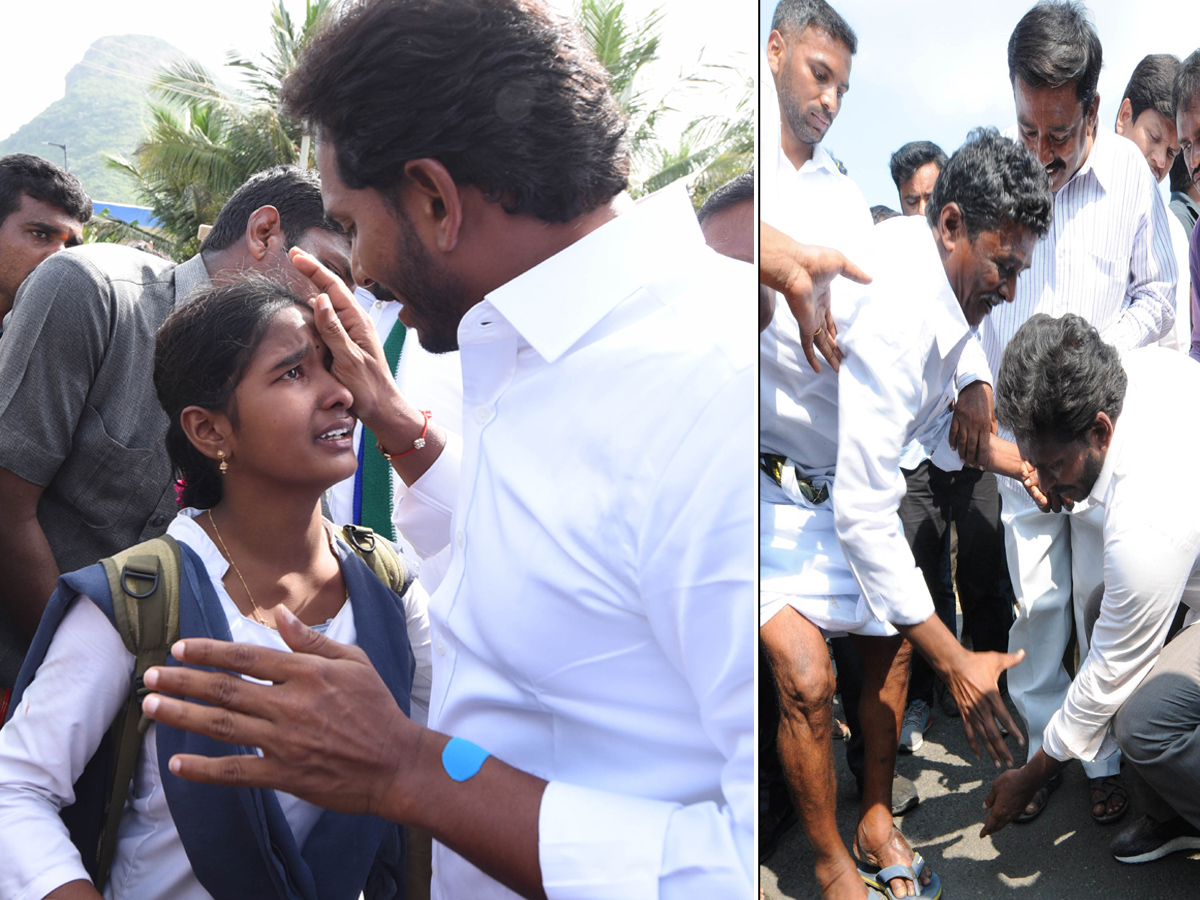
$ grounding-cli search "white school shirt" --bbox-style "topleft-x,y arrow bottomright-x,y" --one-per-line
832,216 -> 974,627
0,510 -> 430,900
396,184 -> 755,900
1041,349 -> 1200,762
982,128 -> 1178,507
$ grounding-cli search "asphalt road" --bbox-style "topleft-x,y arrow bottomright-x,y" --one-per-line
760,693 -> 1200,898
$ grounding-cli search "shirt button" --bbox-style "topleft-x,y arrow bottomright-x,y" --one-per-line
455,530 -> 465,549
374,300 -> 384,310
435,638 -> 446,656
475,406 -> 492,424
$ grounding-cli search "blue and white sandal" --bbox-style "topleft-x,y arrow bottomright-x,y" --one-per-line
857,851 -> 942,899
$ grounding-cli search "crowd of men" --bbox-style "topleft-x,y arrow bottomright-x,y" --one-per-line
0,1 -> 755,898
761,1 -> 1200,898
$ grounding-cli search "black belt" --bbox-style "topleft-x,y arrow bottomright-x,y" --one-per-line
760,453 -> 829,504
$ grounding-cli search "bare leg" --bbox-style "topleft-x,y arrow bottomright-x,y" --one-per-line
761,607 -> 869,899
851,633 -> 930,899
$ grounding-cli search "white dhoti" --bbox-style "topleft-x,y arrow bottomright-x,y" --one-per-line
760,470 -> 897,637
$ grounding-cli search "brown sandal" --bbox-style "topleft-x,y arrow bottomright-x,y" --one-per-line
1089,775 -> 1129,825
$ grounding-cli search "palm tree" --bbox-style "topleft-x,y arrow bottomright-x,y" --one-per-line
576,0 -> 753,207
103,0 -> 332,258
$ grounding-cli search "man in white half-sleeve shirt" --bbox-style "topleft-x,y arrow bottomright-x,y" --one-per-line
760,129 -> 1050,900
135,2 -> 754,899
979,1 -> 1178,826
981,315 -> 1200,865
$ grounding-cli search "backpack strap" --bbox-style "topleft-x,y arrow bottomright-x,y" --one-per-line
96,535 -> 183,888
340,524 -> 413,597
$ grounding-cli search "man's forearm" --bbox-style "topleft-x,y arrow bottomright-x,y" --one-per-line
382,727 -> 548,900
0,515 -> 60,641
986,434 -> 1026,480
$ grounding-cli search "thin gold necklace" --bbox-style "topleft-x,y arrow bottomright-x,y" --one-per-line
208,508 -> 276,629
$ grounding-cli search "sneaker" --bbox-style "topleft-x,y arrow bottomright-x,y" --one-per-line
892,772 -> 920,816
1112,814 -> 1200,864
899,699 -> 932,754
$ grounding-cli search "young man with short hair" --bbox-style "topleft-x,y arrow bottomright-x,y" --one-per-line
1114,53 -> 1192,353
0,153 -> 90,324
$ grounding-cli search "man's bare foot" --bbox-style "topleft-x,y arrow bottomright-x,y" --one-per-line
853,822 -> 933,899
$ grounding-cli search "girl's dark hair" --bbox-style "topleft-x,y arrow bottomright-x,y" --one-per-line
154,279 -> 307,509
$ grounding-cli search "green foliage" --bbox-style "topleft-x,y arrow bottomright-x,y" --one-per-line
575,0 -> 753,209
106,0 -> 333,259
0,35 -> 184,203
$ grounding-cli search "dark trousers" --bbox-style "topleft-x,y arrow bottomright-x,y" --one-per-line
899,461 -> 1015,705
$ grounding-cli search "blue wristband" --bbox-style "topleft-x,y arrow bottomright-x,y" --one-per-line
441,736 -> 490,782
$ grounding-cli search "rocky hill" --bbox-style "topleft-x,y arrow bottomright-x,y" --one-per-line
0,35 -> 185,204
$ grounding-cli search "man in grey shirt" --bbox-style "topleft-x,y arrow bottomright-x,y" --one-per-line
0,165 -> 353,684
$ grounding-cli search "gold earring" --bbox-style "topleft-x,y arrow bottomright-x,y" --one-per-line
217,450 -> 228,475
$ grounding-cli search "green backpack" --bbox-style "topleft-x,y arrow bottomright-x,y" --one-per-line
91,523 -> 411,887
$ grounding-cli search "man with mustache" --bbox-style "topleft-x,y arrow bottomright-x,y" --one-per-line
979,0 -> 1178,826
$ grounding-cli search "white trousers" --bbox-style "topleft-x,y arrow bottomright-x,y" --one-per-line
1001,483 -> 1120,776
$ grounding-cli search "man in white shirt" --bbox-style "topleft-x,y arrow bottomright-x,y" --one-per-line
1113,54 -> 1193,354
980,314 -> 1200,863
980,1 -> 1178,825
138,2 -> 754,899
760,128 -> 1051,900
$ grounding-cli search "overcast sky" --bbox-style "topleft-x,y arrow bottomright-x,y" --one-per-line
1,0 -> 750,145
760,0 -> 1200,208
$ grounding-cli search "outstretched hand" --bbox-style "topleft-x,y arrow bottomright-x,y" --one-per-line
759,223 -> 871,373
981,765 -> 1040,837
943,648 -> 1026,768
142,606 -> 415,820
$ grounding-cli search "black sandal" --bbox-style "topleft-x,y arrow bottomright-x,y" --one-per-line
1089,775 -> 1129,825
1015,772 -> 1062,823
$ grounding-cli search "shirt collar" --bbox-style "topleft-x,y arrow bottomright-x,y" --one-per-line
480,182 -> 709,363
923,226 -> 972,357
175,253 -> 214,306
1062,126 -> 1112,195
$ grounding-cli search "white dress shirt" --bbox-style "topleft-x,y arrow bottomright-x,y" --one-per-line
760,219 -> 972,634
1041,349 -> 1200,763
983,129 -> 1177,513
758,51 -> 874,485
835,218 -> 971,626
0,511 -> 431,900
396,184 -> 755,900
